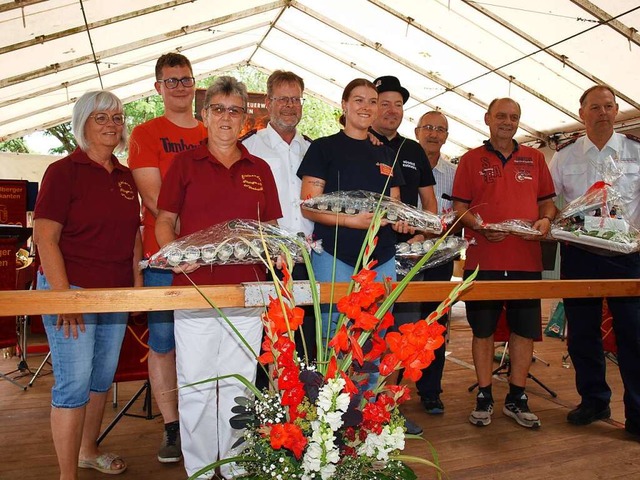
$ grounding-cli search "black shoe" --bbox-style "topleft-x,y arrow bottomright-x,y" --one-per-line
567,404 -> 611,425
401,413 -> 423,435
422,396 -> 445,415
625,420 -> 640,439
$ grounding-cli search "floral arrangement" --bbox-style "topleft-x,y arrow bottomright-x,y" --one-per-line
186,210 -> 476,480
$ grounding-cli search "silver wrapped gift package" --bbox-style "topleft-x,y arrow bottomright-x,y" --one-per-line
395,236 -> 468,276
301,190 -> 446,234
477,218 -> 543,237
550,181 -> 639,255
146,219 -> 306,269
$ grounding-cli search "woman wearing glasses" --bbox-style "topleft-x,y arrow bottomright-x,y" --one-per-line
33,90 -> 142,477
156,76 -> 281,479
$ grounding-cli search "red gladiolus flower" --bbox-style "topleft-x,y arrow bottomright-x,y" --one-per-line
266,297 -> 304,334
352,267 -> 377,286
385,384 -> 411,404
384,320 -> 446,381
356,282 -> 385,307
362,401 -> 391,434
350,337 -> 364,366
364,332 -> 386,362
325,355 -> 338,380
379,353 -> 400,376
376,310 -> 394,332
257,336 -> 274,364
281,384 -> 305,410
328,325 -> 350,353
337,294 -> 363,320
274,337 -> 297,368
278,366 -> 300,390
340,370 -> 358,395
353,310 -> 379,331
268,423 -> 308,459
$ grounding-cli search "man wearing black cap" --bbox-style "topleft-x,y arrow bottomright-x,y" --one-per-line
370,75 -> 437,434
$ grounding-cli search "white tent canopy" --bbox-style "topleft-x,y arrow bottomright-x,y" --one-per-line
1,0 -> 639,158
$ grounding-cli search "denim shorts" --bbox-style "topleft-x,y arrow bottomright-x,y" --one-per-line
37,271 -> 128,408
143,268 -> 175,353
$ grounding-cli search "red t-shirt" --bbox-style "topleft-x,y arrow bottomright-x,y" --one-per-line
452,142 -> 555,272
34,148 -> 141,288
128,116 -> 207,257
157,142 -> 283,286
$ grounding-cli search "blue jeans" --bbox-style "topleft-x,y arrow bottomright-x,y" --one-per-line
311,250 -> 396,392
144,268 -> 175,353
37,272 -> 128,408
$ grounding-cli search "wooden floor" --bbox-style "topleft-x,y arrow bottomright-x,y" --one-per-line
1,300 -> 637,479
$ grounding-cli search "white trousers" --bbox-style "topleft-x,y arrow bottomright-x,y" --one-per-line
175,307 -> 263,479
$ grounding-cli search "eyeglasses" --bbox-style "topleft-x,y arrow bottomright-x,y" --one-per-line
90,113 -> 125,126
269,96 -> 305,106
206,104 -> 246,118
157,76 -> 196,89
416,124 -> 447,133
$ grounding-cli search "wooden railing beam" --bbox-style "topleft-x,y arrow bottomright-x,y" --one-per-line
1,279 -> 638,317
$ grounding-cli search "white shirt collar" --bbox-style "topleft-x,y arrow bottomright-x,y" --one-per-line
582,132 -> 620,155
264,123 -> 303,150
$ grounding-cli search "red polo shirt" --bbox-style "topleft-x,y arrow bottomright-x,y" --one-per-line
452,141 -> 555,272
34,148 -> 141,288
128,116 -> 207,257
158,142 -> 282,286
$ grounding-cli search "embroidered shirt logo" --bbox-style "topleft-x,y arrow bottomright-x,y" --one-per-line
515,169 -> 533,182
480,157 -> 501,183
377,163 -> 393,177
402,160 -> 417,171
118,181 -> 136,200
242,174 -> 264,191
514,156 -> 534,165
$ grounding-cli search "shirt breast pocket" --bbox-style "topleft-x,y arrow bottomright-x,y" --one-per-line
564,164 -> 587,176
619,162 -> 640,175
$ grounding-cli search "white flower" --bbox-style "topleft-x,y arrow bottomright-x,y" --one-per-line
334,392 -> 350,412
357,425 -> 405,462
323,411 -> 344,431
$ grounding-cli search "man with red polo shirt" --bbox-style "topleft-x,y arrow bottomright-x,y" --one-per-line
452,98 -> 556,429
128,52 -> 206,464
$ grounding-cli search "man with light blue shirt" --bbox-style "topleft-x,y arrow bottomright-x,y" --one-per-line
412,110 -> 458,415
550,85 -> 640,439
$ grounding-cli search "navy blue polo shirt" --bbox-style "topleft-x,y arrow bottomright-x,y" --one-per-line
297,130 -> 404,266
370,129 -> 435,208
370,130 -> 436,242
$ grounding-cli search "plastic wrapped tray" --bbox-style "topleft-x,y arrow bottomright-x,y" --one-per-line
301,190 -> 445,234
145,219 -> 305,269
395,236 -> 468,275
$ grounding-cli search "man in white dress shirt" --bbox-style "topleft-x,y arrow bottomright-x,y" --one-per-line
242,70 -> 313,239
242,70 -> 315,381
550,85 -> 640,438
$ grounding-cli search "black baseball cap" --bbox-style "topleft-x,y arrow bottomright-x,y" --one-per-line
373,75 -> 410,104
